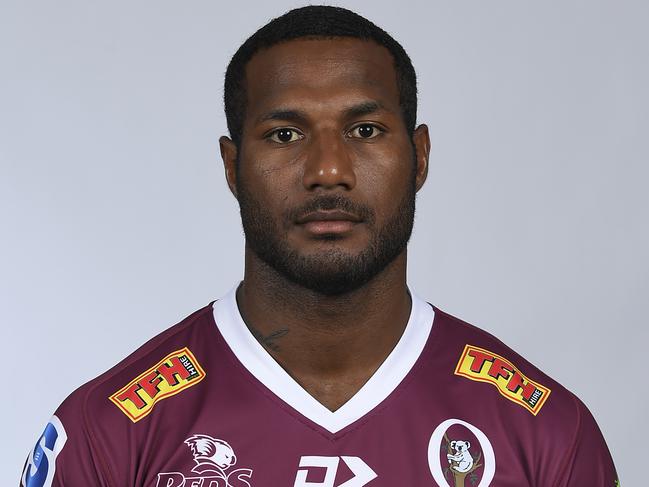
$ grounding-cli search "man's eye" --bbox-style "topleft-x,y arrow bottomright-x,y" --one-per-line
268,128 -> 303,144
348,124 -> 382,139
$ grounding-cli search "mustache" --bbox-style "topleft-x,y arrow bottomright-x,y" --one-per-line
286,194 -> 375,224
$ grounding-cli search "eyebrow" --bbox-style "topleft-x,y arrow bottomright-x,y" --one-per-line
257,109 -> 308,125
256,100 -> 387,125
343,100 -> 385,119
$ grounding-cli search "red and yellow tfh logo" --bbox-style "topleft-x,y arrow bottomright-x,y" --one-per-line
109,347 -> 206,422
454,344 -> 551,415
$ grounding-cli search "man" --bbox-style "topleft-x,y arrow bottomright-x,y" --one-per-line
21,6 -> 618,486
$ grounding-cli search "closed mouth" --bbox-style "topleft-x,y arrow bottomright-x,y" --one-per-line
296,210 -> 362,224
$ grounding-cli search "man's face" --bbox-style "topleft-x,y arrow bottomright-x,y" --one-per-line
224,38 -> 428,295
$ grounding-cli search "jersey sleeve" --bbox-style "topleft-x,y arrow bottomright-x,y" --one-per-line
555,396 -> 619,486
20,388 -> 109,487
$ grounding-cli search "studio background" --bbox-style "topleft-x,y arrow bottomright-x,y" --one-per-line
1,1 -> 646,484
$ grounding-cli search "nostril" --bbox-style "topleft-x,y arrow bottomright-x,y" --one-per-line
303,156 -> 356,191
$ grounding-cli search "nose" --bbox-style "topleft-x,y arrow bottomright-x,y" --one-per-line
302,131 -> 356,191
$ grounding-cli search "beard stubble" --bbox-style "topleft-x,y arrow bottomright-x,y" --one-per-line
236,165 -> 416,296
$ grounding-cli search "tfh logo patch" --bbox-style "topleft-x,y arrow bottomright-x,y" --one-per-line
109,347 -> 206,422
454,344 -> 551,415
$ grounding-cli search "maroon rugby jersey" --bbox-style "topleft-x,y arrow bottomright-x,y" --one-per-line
21,287 -> 618,486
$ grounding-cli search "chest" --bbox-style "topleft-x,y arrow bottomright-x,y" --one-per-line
100,375 -> 560,487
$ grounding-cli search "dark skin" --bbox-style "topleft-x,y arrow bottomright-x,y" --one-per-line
219,38 -> 430,411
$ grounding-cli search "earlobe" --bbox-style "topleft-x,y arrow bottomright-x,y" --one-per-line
219,136 -> 239,198
412,124 -> 430,192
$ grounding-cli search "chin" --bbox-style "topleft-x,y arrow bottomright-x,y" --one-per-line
275,251 -> 386,296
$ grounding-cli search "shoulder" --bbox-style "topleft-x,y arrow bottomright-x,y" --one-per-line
424,305 -> 618,485
428,306 -> 616,478
57,302 -> 216,427
21,303 -> 217,486
429,305 -> 581,421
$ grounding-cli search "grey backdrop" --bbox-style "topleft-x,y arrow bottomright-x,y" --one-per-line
1,1 -> 646,484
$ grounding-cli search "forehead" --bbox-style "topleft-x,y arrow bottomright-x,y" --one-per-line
244,38 -> 400,118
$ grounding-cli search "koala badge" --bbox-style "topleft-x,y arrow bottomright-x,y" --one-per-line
447,440 -> 474,473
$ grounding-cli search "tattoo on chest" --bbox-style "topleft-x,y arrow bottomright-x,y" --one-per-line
249,327 -> 289,351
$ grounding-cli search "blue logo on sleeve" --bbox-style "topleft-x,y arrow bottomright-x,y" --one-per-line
21,415 -> 68,487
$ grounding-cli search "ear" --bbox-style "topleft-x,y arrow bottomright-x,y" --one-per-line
412,124 -> 430,192
465,441 -> 470,449
219,135 -> 239,199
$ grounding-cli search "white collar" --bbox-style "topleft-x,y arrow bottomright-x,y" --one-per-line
212,285 -> 435,434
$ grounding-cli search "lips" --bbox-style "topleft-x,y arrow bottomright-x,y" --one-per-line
296,210 -> 362,224
296,210 -> 362,235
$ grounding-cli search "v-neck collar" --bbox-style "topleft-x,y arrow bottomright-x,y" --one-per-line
212,285 -> 435,434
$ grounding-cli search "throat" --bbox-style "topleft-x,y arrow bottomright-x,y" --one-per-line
253,321 -> 404,412
235,260 -> 413,411
246,313 -> 409,412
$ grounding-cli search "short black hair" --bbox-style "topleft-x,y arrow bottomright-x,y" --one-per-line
224,5 -> 418,148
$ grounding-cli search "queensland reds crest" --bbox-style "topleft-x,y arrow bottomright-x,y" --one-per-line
156,434 -> 253,486
428,419 -> 496,487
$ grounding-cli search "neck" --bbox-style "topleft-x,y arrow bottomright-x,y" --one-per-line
236,246 -> 412,411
